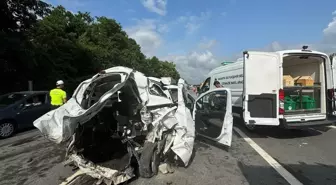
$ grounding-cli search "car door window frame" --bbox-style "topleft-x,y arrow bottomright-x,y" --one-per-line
196,90 -> 226,110
23,93 -> 47,108
192,88 -> 233,146
199,77 -> 211,94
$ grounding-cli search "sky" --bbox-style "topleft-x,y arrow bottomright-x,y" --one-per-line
46,0 -> 336,84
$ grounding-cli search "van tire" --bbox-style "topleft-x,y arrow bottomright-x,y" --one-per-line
245,124 -> 256,131
240,111 -> 256,132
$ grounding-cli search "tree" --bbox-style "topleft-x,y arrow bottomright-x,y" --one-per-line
0,3 -> 180,95
0,0 -> 51,93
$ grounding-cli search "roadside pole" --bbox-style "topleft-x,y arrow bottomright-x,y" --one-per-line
28,80 -> 33,91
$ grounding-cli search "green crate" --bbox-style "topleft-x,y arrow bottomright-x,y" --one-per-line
301,95 -> 316,109
284,96 -> 296,110
293,95 -> 316,109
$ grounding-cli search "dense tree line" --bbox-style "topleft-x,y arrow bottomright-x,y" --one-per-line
0,0 -> 180,95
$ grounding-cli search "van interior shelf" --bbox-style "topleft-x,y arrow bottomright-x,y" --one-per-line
283,85 -> 321,115
283,84 -> 321,89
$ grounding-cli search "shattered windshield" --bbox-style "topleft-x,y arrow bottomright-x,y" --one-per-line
0,93 -> 27,106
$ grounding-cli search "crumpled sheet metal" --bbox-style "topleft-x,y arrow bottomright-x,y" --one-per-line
33,67 -> 142,144
33,81 -> 125,144
145,79 -> 195,166
69,154 -> 134,185
33,98 -> 84,144
170,79 -> 195,166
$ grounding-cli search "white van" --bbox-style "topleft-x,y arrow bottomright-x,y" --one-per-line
198,47 -> 336,130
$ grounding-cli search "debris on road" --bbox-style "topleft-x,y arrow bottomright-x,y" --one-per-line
33,66 -> 195,185
159,163 -> 175,174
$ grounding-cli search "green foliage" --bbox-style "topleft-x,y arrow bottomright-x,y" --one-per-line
0,1 -> 180,94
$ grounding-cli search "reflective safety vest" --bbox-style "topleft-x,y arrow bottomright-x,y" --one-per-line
50,88 -> 66,106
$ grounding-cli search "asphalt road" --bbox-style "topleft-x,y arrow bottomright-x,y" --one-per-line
236,124 -> 336,185
1,124 -> 336,185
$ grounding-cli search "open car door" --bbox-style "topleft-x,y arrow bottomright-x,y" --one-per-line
192,88 -> 233,146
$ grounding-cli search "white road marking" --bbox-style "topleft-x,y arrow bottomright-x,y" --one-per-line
60,170 -> 85,185
327,125 -> 336,129
233,127 -> 303,185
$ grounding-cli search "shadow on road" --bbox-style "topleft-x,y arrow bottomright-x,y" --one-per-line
233,118 -> 332,139
16,126 -> 37,134
0,127 -> 37,141
195,135 -> 230,152
238,161 -> 336,185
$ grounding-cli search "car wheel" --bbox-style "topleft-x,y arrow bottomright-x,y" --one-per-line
0,121 -> 16,139
139,141 -> 160,178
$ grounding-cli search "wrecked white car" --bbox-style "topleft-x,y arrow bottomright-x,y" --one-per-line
33,66 -> 233,185
33,67 -> 195,184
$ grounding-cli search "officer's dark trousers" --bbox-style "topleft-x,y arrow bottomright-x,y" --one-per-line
50,105 -> 61,110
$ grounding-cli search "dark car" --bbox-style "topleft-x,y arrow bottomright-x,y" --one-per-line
0,91 -> 51,138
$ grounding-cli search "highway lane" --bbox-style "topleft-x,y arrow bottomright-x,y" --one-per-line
236,124 -> 336,185
0,126 -> 291,185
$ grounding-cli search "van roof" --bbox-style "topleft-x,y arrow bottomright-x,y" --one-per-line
276,49 -> 328,57
208,49 -> 329,76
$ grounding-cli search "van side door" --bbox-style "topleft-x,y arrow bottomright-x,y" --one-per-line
193,88 -> 233,146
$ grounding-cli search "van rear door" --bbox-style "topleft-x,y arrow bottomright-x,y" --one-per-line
243,51 -> 280,126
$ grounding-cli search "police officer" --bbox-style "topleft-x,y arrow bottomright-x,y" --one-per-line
50,80 -> 67,110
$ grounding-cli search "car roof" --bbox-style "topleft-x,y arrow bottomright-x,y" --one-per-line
11,91 -> 48,95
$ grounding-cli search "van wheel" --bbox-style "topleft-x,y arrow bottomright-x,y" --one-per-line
240,111 -> 256,132
139,142 -> 160,178
245,124 -> 256,131
0,121 -> 16,139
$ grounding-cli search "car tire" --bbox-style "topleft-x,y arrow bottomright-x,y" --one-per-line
0,121 -> 16,139
139,141 -> 160,178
